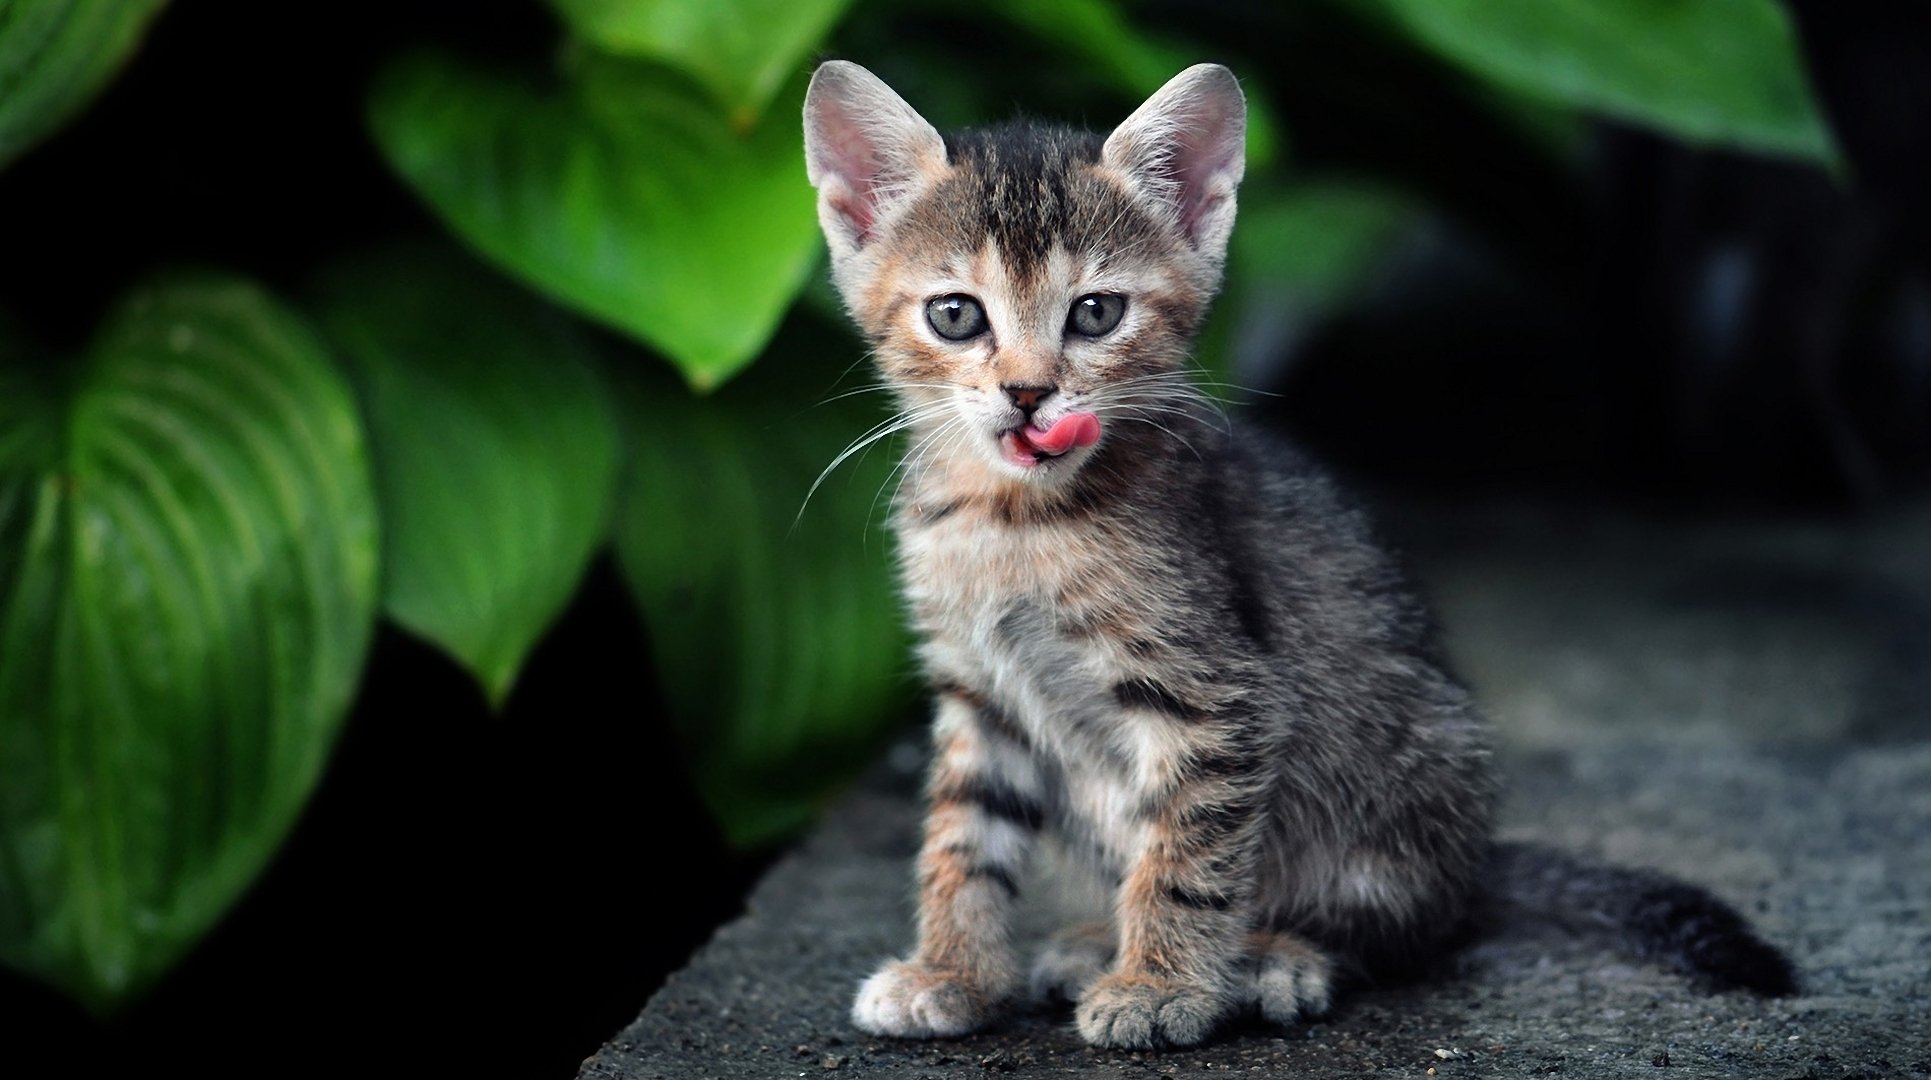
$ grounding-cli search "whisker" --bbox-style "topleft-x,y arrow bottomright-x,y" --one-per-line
795,399 -> 959,528
870,412 -> 975,532
1097,403 -> 1207,459
811,380 -> 960,408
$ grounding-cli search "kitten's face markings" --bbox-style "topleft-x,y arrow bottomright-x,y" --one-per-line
804,60 -> 1247,487
903,242 -> 1156,477
894,236 -> 1212,481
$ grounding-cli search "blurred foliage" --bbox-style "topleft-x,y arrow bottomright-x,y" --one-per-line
1347,0 -> 1835,163
0,0 -> 1849,1010
978,0 -> 1284,169
1204,182 -> 1420,381
0,0 -> 168,169
0,278 -> 378,1009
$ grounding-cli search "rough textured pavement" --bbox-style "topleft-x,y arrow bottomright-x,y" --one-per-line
582,501 -> 1931,1078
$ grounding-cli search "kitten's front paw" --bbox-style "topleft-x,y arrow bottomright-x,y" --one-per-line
851,960 -> 998,1038
1074,973 -> 1229,1049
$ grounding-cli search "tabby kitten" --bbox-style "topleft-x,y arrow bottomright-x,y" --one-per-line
802,61 -> 1793,1050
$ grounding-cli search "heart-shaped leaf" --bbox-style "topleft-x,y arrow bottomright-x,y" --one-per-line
613,357 -> 915,846
367,50 -> 821,391
547,0 -> 854,125
1347,0 -> 1835,162
316,245 -> 620,707
0,0 -> 170,170
0,276 -> 379,1009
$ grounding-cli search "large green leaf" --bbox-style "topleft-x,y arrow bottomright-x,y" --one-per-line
0,277 -> 379,1009
614,360 -> 915,846
0,0 -> 169,170
316,246 -> 620,708
1348,0 -> 1834,162
548,0 -> 854,126
368,50 -> 821,391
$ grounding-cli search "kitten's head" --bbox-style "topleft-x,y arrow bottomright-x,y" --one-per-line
803,62 -> 1245,486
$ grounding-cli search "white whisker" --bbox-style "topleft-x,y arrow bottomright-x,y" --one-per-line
795,396 -> 960,529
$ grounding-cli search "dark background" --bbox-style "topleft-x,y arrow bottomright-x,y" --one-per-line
1,1 -> 1925,1076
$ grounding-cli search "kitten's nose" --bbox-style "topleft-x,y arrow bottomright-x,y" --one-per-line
1002,382 -> 1057,415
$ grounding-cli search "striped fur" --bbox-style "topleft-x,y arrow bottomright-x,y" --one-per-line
805,61 -> 1789,1050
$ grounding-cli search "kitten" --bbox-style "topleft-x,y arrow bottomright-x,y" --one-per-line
802,60 -> 1794,1050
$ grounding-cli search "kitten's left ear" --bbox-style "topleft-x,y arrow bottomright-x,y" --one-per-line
803,61 -> 947,264
1102,64 -> 1247,264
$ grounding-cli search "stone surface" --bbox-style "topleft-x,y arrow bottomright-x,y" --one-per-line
581,502 -> 1931,1079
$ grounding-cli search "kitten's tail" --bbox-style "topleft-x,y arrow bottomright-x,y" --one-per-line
1486,841 -> 1798,996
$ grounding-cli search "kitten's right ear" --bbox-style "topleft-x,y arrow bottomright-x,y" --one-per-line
803,61 -> 947,260
1102,64 -> 1247,266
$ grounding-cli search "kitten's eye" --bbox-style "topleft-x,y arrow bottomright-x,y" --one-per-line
1068,294 -> 1126,337
925,294 -> 988,341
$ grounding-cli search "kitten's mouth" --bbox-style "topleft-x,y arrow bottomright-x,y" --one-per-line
998,412 -> 1102,469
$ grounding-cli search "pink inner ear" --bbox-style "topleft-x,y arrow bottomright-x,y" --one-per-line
1168,100 -> 1242,243
806,63 -> 947,252
827,189 -> 876,244
810,103 -> 887,244
1105,68 -> 1246,250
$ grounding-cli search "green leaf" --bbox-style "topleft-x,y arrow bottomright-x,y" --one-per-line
1347,0 -> 1834,162
613,360 -> 915,846
367,50 -> 821,391
981,0 -> 1284,169
547,0 -> 854,125
315,246 -> 620,708
0,0 -> 169,170
0,277 -> 379,1009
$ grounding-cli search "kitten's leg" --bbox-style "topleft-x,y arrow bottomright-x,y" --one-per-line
853,692 -> 1042,1038
1030,920 -> 1115,1004
1076,724 -> 1260,1049
1243,929 -> 1334,1026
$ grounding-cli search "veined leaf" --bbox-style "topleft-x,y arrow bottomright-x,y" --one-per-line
0,277 -> 378,1009
613,361 -> 915,846
547,0 -> 854,126
0,0 -> 169,170
367,50 -> 821,391
1348,0 -> 1834,163
316,246 -> 620,708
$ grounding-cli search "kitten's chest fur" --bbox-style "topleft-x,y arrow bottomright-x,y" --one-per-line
899,502 -> 1141,748
893,466 -> 1241,864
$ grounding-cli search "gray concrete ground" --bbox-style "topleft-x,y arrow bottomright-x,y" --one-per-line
582,501 -> 1931,1078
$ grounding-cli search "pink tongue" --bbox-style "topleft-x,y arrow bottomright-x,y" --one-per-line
1022,411 -> 1102,455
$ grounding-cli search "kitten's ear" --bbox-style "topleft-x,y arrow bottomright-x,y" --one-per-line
803,61 -> 947,260
1102,64 -> 1247,263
